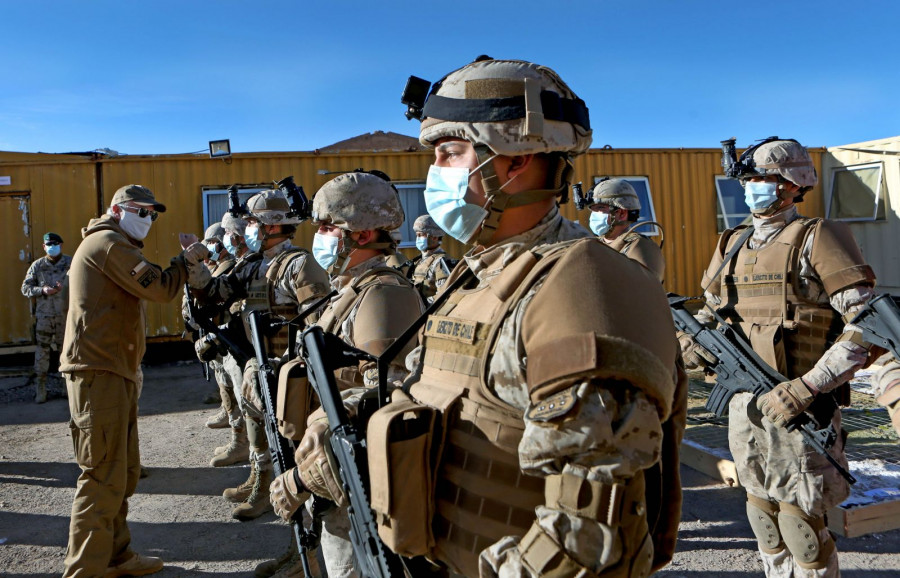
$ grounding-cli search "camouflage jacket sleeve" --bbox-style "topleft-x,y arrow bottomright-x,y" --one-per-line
21,259 -> 44,298
272,251 -> 331,316
480,243 -> 681,577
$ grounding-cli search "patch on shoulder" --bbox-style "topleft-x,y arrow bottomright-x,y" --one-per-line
526,387 -> 577,422
131,261 -> 159,288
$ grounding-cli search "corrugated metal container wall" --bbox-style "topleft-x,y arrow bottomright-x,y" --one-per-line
823,139 -> 900,294
0,157 -> 98,347
1,147 -> 826,346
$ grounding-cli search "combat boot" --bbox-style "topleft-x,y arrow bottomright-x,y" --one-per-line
255,540 -> 297,577
232,462 -> 273,521
223,462 -> 257,503
206,406 -> 229,429
210,426 -> 250,467
34,378 -> 47,404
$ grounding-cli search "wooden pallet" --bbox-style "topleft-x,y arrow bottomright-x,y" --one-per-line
680,439 -> 900,537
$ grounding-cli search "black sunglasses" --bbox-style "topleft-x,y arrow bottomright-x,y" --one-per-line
122,205 -> 159,221
44,241 -> 60,246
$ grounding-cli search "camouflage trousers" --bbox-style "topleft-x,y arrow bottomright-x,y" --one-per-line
34,313 -> 65,379
212,356 -> 243,428
63,371 -> 141,577
728,392 -> 848,578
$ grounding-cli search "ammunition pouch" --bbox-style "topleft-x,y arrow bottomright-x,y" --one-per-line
276,358 -> 316,441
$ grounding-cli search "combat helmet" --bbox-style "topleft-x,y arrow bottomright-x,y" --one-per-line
203,222 -> 225,243
591,178 -> 641,212
312,172 -> 404,232
221,211 -> 248,236
245,190 -> 305,226
413,214 -> 444,237
742,139 -> 817,192
414,56 -> 592,244
312,171 -> 404,274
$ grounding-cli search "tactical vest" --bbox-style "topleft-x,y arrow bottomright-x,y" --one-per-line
317,265 -> 413,388
608,227 -> 665,284
242,249 -> 307,356
717,219 -> 841,378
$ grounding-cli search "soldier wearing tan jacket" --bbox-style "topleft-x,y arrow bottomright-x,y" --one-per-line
272,58 -> 686,578
61,184 -> 208,578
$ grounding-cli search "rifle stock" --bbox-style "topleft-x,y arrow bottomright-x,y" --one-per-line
670,294 -> 856,484
849,294 -> 900,359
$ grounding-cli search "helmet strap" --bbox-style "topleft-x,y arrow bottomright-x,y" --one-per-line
472,145 -> 571,246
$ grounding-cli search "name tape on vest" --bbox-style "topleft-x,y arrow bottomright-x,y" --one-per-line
424,315 -> 479,344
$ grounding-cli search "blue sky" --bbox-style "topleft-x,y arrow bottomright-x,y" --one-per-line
3,1 -> 897,155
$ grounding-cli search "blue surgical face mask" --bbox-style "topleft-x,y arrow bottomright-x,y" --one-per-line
45,244 -> 61,258
415,236 -> 429,253
424,165 -> 489,244
244,223 -> 262,253
223,233 -> 239,256
205,242 -> 220,261
744,181 -> 780,213
589,211 -> 612,237
312,233 -> 340,270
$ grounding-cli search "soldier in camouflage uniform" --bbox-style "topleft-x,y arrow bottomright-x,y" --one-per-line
873,356 -> 900,437
21,232 -> 72,403
187,190 -> 330,521
409,214 -> 453,302
588,178 -> 665,283
266,171 -> 424,578
274,58 -> 686,578
685,138 -> 877,577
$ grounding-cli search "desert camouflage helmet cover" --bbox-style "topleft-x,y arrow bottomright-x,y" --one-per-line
312,172 -> 405,231
203,222 -> 225,242
221,211 -> 248,236
746,139 -> 817,189
413,214 -> 444,237
591,179 -> 641,211
245,189 -> 304,225
418,59 -> 592,156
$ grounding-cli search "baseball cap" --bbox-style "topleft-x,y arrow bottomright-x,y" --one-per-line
111,184 -> 167,212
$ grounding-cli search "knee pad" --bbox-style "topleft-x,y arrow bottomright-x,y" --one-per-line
777,502 -> 835,570
746,495 -> 784,554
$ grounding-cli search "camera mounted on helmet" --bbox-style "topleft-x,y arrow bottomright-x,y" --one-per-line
276,176 -> 312,222
401,76 -> 431,121
227,184 -> 250,218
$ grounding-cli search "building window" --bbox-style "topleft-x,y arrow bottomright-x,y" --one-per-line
828,163 -> 886,221
395,182 -> 426,248
201,186 -> 268,230
715,177 -> 752,232
593,176 -> 659,235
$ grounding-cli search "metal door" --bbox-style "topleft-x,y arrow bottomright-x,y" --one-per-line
1,193 -> 34,345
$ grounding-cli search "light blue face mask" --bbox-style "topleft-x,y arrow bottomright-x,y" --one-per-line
589,211 -> 612,237
223,234 -> 239,256
415,236 -> 429,253
244,224 -> 262,253
424,165 -> 489,244
205,242 -> 220,261
46,244 -> 61,258
744,181 -> 780,213
312,233 -> 340,270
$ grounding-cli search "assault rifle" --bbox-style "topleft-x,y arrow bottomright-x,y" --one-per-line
848,294 -> 900,359
670,294 -> 856,484
247,290 -> 337,577
184,283 -> 254,372
301,326 -> 405,578
184,284 -> 210,381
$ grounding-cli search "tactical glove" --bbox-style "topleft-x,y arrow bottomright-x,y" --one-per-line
183,242 -> 211,266
757,378 -> 815,428
194,334 -> 219,362
874,363 -> 900,437
678,332 -> 716,371
269,467 -> 309,523
296,416 -> 347,507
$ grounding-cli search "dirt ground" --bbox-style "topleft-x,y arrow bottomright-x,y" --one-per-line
1,356 -> 899,577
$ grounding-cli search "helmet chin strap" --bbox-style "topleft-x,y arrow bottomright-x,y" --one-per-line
472,144 -> 572,246
327,229 -> 395,276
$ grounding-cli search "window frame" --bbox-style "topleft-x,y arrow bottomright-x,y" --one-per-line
715,176 -> 752,233
591,175 -> 659,236
201,185 -> 269,231
393,181 -> 427,248
826,162 -> 885,222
